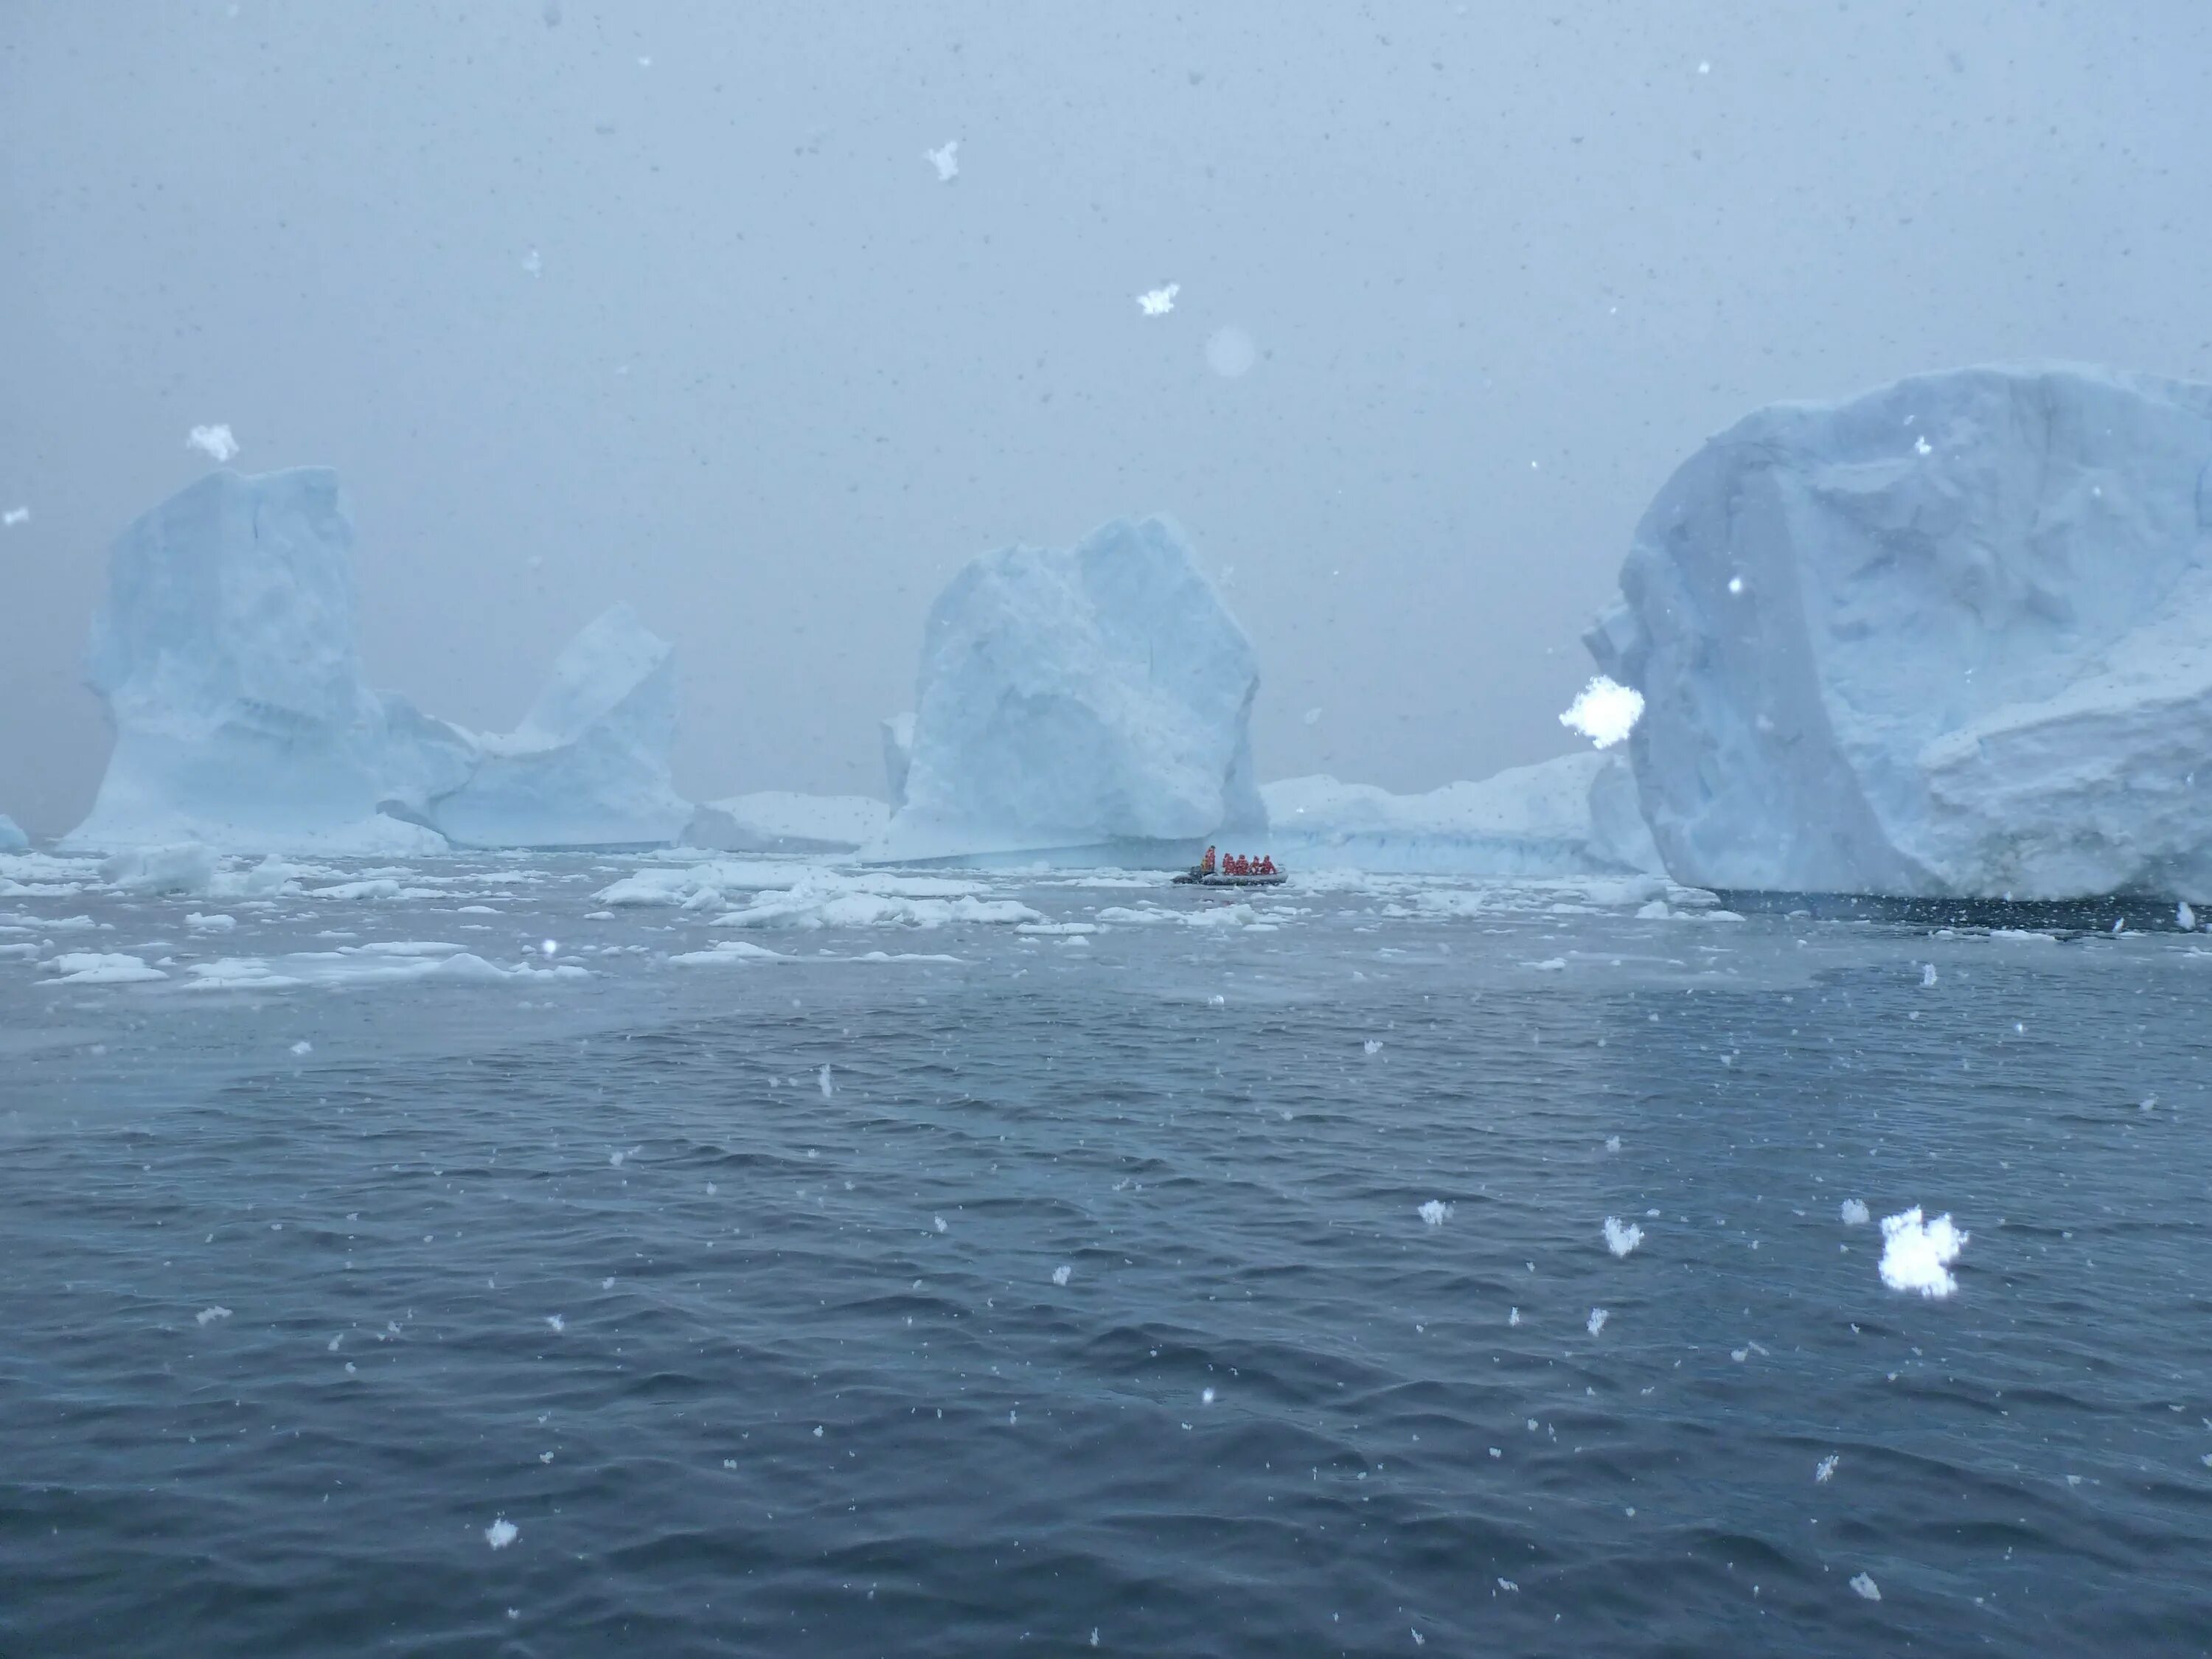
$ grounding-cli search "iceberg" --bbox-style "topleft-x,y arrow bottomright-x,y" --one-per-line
63,468 -> 473,855
684,791 -> 889,854
0,814 -> 26,853
430,605 -> 691,849
874,516 -> 1265,862
1590,364 -> 2212,899
1264,751 -> 1663,877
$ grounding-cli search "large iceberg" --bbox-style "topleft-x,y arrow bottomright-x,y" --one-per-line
0,813 -> 26,853
63,468 -> 473,854
430,605 -> 692,849
1265,751 -> 1662,877
1588,364 -> 2212,898
872,516 -> 1265,862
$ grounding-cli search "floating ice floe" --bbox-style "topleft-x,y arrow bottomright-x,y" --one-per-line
1602,1216 -> 1644,1257
484,1517 -> 519,1549
1586,1307 -> 1609,1337
668,940 -> 790,967
46,952 -> 166,984
1816,1453 -> 1840,1484
1840,1198 -> 1871,1225
185,942 -> 588,992
1417,1200 -> 1452,1227
1877,1206 -> 1966,1296
1849,1572 -> 1880,1601
1051,1265 -> 1072,1286
195,1305 -> 232,1326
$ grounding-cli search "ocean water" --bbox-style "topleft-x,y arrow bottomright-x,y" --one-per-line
4,851 -> 2211,1656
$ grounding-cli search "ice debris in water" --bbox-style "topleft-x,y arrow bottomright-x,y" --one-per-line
1816,1454 -> 1840,1484
1879,1206 -> 1967,1296
1849,1572 -> 1881,1601
1558,675 -> 1644,748
1201,1387 -> 1215,1405
545,1314 -> 565,1333
1605,1135 -> 1621,1152
1603,1217 -> 1644,1257
818,1064 -> 833,1098
1363,1039 -> 1383,1054
1586,1307 -> 1608,1337
289,1040 -> 313,1057
484,1517 -> 518,1550
924,139 -> 959,181
1135,282 -> 1179,316
1498,1578 -> 1519,1592
1051,1265 -> 1072,1287
185,423 -> 239,462
2180,900 -> 2197,931
195,1306 -> 232,1326
1508,1307 -> 1521,1326
1921,962 -> 1938,987
1840,1198 -> 1871,1226
933,1215 -> 947,1233
1418,1200 -> 1452,1227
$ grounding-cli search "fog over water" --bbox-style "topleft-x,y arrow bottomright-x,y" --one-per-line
4,1 -> 2210,835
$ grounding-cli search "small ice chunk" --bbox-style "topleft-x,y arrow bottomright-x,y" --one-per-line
1558,675 -> 1644,748
485,1517 -> 518,1550
1363,1039 -> 1383,1054
1840,1198 -> 1871,1225
1051,1265 -> 1072,1286
818,1064 -> 833,1097
1815,1453 -> 1840,1484
1200,1387 -> 1214,1405
186,423 -> 239,462
545,1314 -> 565,1333
1417,1200 -> 1452,1227
1605,1135 -> 1621,1152
195,1305 -> 232,1326
1508,1307 -> 1520,1326
1498,1578 -> 1518,1591
933,1214 -> 947,1233
1849,1572 -> 1880,1601
1921,962 -> 1938,987
1878,1206 -> 1967,1297
1136,282 -> 1180,316
925,139 -> 959,181
1586,1307 -> 1608,1337
2180,900 -> 2197,931
1602,1216 -> 1644,1258
290,1040 -> 313,1057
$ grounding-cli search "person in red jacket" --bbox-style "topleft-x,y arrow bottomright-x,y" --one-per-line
1259,855 -> 1276,876
1197,845 -> 1217,876
1232,854 -> 1251,876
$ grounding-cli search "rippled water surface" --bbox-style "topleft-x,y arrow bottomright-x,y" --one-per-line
5,852 -> 2212,1655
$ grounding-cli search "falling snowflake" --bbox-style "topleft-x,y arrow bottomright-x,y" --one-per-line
186,425 -> 239,462
1559,675 -> 1644,748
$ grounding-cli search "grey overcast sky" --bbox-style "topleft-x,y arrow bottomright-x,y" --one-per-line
4,1 -> 2210,834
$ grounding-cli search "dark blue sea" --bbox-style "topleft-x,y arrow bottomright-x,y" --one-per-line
4,852 -> 2211,1655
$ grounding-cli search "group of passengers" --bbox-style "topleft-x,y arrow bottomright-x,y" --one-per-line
1194,846 -> 1277,878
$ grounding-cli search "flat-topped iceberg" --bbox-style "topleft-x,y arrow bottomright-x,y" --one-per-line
1265,751 -> 1661,877
684,791 -> 889,854
874,516 -> 1265,862
1590,364 -> 2212,899
63,468 -> 472,854
431,605 -> 691,849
